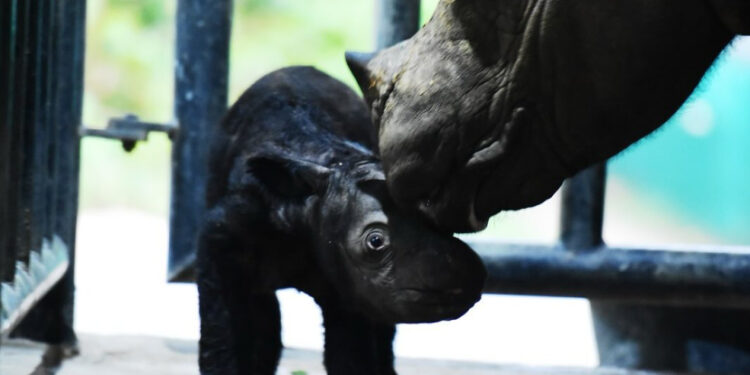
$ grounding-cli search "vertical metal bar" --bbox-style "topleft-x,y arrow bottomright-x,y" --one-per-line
559,164 -> 606,250
0,0 -> 18,283
12,0 -> 85,346
168,0 -> 232,281
375,0 -> 420,49
17,0 -> 42,264
6,0 -> 31,281
18,0 -> 51,257
43,0 -> 58,242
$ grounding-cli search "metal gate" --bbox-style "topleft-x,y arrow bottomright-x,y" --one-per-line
1,0 -> 84,346
3,0 -> 750,373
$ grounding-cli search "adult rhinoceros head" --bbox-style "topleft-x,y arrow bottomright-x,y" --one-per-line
348,0 -> 736,233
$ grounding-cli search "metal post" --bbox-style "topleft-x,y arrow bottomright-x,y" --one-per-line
168,0 -> 232,281
560,164 -> 606,250
11,0 -> 85,349
0,0 -> 18,284
6,0 -> 31,283
375,0 -> 420,49
19,0 -> 52,263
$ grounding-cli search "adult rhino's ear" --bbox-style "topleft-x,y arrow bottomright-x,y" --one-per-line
346,52 -> 375,94
346,44 -> 407,127
346,51 -> 380,107
245,155 -> 332,199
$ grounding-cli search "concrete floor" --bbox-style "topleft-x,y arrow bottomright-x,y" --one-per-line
1,334 -> 687,375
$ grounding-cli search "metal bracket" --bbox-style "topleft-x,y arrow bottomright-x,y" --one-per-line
79,114 -> 178,152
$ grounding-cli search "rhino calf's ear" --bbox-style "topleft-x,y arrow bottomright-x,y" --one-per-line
353,163 -> 386,188
246,156 -> 332,198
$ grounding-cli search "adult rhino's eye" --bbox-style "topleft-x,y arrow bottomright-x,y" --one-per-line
365,230 -> 389,252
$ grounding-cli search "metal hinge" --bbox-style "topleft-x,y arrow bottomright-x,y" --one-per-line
79,114 -> 178,152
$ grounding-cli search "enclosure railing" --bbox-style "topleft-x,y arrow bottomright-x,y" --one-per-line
0,0 -> 85,346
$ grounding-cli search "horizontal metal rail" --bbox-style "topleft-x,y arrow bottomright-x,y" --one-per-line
471,240 -> 750,308
80,114 -> 177,152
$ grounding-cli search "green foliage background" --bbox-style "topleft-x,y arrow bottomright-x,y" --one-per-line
80,0 -> 439,214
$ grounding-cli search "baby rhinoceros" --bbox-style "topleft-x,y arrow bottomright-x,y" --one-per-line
197,66 -> 486,375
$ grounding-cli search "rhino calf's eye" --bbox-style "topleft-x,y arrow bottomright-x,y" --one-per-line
365,230 -> 389,251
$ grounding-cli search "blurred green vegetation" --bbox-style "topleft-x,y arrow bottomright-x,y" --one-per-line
81,0 -> 438,214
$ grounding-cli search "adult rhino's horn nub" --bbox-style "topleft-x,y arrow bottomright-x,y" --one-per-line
345,51 -> 376,96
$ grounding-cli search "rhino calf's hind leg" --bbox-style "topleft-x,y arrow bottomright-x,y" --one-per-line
197,208 -> 282,375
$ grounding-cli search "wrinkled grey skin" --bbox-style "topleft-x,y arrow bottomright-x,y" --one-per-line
347,0 -> 749,233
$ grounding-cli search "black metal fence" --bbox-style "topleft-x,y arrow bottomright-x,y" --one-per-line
0,0 -> 85,345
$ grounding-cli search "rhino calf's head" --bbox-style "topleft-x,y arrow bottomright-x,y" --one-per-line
310,160 -> 486,323
243,151 -> 485,323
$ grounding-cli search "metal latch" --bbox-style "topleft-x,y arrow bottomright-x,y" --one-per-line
80,114 -> 178,152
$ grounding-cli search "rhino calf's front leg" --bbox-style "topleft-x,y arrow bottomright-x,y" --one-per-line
197,204 -> 282,375
318,297 -> 397,375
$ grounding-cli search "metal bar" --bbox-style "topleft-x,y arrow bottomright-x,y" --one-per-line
6,0 -> 31,283
474,240 -> 750,308
79,114 -> 177,152
44,0 -> 59,244
168,0 -> 232,281
11,0 -> 85,346
375,0 -> 420,49
17,0 -> 45,265
560,164 -> 606,250
79,127 -> 148,141
24,0 -> 52,255
0,0 -> 18,283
